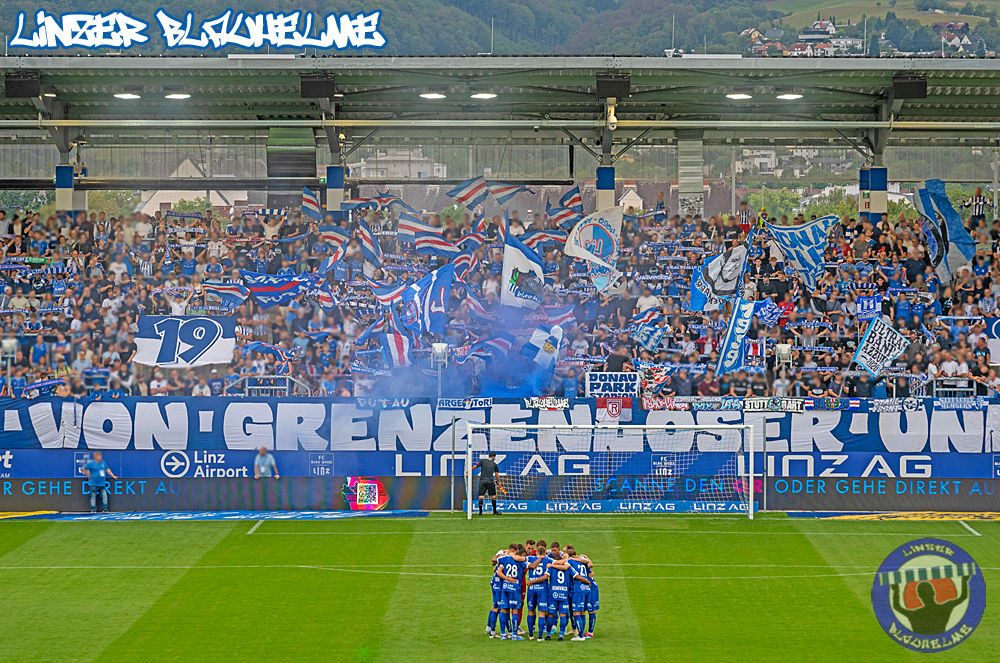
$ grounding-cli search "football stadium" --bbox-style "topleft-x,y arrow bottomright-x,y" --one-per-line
3,5 -> 1000,661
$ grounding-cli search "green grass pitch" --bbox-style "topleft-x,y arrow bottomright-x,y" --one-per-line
1,513 -> 998,662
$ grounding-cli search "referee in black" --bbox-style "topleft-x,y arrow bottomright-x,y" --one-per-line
472,451 -> 501,516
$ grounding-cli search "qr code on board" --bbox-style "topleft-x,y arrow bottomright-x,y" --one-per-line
357,483 -> 379,505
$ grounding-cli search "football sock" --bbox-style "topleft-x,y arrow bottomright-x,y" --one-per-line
527,614 -> 535,637
491,498 -> 498,513
589,613 -> 597,633
478,499 -> 483,516
498,612 -> 506,636
513,610 -> 521,630
560,615 -> 568,636
577,615 -> 586,634
488,610 -> 496,631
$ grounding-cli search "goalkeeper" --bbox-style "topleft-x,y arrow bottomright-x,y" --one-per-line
472,451 -> 501,516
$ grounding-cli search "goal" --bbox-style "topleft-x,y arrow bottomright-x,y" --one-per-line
465,424 -> 756,519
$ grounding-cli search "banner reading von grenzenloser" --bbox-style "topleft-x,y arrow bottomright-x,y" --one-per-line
0,396 -> 998,454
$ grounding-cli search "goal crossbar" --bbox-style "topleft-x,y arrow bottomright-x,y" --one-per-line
464,422 -> 755,520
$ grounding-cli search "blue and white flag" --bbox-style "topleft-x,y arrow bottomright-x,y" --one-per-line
364,275 -> 407,306
414,232 -> 461,258
373,190 -> 418,214
559,185 -> 583,212
857,294 -> 882,321
632,308 -> 664,326
765,214 -> 838,289
520,229 -> 567,251
455,333 -> 515,365
241,271 -> 320,309
396,212 -> 440,243
715,298 -> 757,376
547,198 -> 584,230
381,333 -> 412,368
520,324 -> 563,368
302,187 -> 322,221
453,249 -> 476,282
500,232 -> 546,309
543,304 -> 576,327
446,176 -> 490,209
243,341 -> 299,363
754,298 -> 783,327
312,281 -> 338,310
487,182 -> 533,206
689,243 -> 749,312
354,311 -> 387,346
565,206 -> 623,273
134,316 -> 237,368
400,263 -> 455,336
853,316 -> 911,377
202,281 -> 249,307
316,225 -> 350,247
358,219 -> 383,266
457,232 -> 487,250
631,323 -> 667,352
914,179 -> 977,285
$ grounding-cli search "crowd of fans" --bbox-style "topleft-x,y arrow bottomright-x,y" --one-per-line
0,186 -> 998,401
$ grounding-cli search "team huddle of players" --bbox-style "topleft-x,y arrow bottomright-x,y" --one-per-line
487,540 -> 598,641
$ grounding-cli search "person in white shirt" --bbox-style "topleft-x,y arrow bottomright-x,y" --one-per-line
170,292 -> 193,315
192,376 -> 211,397
635,287 -> 661,313
940,351 -> 961,377
149,372 -> 170,396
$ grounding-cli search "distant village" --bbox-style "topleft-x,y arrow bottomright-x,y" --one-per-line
741,19 -> 984,57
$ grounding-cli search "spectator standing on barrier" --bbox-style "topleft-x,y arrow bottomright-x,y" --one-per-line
81,451 -> 118,513
254,446 -> 280,480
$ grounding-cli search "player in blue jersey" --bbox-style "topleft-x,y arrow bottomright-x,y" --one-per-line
562,545 -> 593,641
586,566 -> 599,638
545,542 -> 573,641
525,544 -> 551,640
486,548 -> 508,638
495,544 -> 529,640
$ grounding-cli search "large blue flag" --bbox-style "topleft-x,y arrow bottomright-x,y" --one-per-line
914,178 -> 976,285
400,263 -> 455,336
765,215 -> 838,289
715,298 -> 756,376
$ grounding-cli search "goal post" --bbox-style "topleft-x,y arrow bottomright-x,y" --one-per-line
464,423 -> 756,519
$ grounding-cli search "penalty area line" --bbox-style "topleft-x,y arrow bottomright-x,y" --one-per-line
959,520 -> 982,536
247,520 -> 264,535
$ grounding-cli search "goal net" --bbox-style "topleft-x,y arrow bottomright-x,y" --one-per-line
465,424 -> 755,519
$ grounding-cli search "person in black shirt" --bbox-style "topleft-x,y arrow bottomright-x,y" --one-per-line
472,451 -> 501,516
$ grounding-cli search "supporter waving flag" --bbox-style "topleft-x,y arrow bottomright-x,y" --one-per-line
397,212 -> 441,243
243,341 -> 299,362
401,263 -> 456,336
316,225 -> 350,246
241,271 -> 320,309
543,304 -> 576,327
415,232 -> 461,258
632,308 -> 663,326
520,324 -> 564,368
372,190 -> 418,214
487,182 -> 533,206
500,232 -> 545,310
453,249 -> 476,282
546,198 -> 584,230
381,333 -> 413,368
302,187 -> 322,221
520,229 -> 567,251
472,209 -> 487,232
462,284 -> 496,323
446,176 -> 490,209
457,232 -> 487,250
364,275 -> 407,306
455,333 -> 515,364
559,185 -> 584,212
354,310 -> 387,346
202,281 -> 249,307
358,219 -> 383,266
340,197 -> 378,211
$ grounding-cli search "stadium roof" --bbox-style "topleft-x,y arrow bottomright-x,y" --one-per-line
3,55 -> 1000,150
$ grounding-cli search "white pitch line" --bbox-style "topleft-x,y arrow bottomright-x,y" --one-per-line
251,530 -> 979,536
959,520 -> 982,536
246,520 -> 264,535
